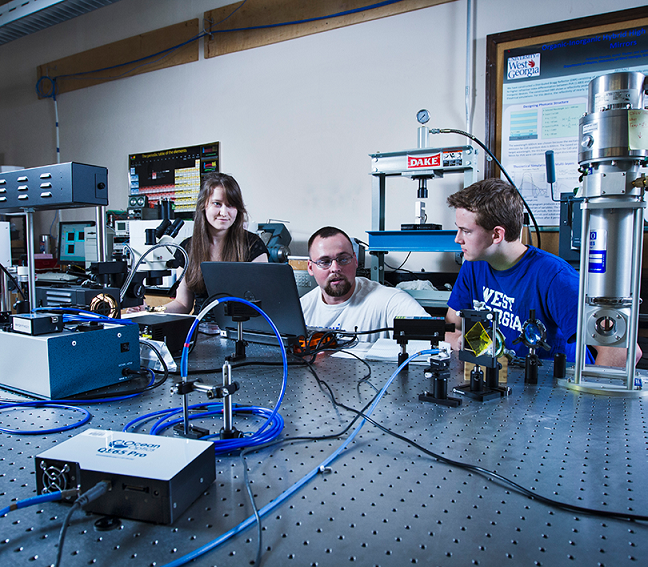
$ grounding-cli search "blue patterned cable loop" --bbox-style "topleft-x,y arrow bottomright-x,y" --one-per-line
118,296 -> 291,451
121,402 -> 285,449
161,348 -> 435,567
0,367 -> 156,435
35,75 -> 57,99
178,296 -> 288,442
0,403 -> 91,435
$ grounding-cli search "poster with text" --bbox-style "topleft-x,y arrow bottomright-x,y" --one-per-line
501,26 -> 648,225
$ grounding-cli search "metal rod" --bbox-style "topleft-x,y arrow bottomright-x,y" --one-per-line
580,367 -> 635,379
24,209 -> 36,306
95,205 -> 106,262
1,271 -> 9,310
181,382 -> 190,436
573,202 -> 590,384
465,0 -> 474,135
370,174 -> 386,283
625,204 -> 645,388
223,360 -> 233,433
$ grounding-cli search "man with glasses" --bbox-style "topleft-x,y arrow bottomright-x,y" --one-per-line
300,226 -> 428,341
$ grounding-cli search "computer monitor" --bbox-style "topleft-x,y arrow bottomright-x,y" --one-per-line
58,221 -> 95,264
201,261 -> 308,346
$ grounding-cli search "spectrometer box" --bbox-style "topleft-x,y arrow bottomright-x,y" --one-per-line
128,313 -> 195,355
35,429 -> 216,524
0,162 -> 108,212
0,322 -> 140,399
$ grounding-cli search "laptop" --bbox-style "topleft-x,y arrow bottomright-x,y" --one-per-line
201,262 -> 308,346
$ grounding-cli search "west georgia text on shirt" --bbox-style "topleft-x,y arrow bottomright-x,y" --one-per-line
482,287 -> 523,333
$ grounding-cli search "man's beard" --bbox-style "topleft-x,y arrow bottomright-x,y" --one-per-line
324,274 -> 352,297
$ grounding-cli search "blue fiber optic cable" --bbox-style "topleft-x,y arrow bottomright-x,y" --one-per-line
123,403 -> 284,453
0,370 -> 156,435
0,403 -> 91,435
35,0 -> 406,98
208,0 -> 405,33
0,489 -> 79,517
32,306 -> 137,326
161,348 -> 436,567
175,296 -> 288,449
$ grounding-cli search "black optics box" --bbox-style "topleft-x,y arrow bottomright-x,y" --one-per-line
131,313 -> 196,355
35,429 -> 215,524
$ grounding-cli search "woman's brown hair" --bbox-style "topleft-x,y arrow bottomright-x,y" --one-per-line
183,173 -> 249,293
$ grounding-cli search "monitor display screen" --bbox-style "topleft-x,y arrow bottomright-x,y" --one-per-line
58,221 -> 95,264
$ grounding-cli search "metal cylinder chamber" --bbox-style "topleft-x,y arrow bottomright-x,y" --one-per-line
587,71 -> 647,112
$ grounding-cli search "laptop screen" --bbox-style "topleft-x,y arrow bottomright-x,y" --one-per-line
200,262 -> 308,346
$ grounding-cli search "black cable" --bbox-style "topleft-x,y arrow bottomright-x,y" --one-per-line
68,340 -> 169,400
238,357 -> 377,565
168,357 -> 308,376
241,451 -> 264,567
431,127 -> 542,250
337,397 -> 648,524
336,327 -> 393,337
549,182 -> 560,203
283,355 -> 648,524
299,331 -> 358,362
54,481 -> 110,567
0,261 -> 26,301
385,251 -> 412,272
290,326 -> 397,362
54,501 -> 80,567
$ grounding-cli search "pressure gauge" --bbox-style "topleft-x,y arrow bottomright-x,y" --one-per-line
416,109 -> 430,125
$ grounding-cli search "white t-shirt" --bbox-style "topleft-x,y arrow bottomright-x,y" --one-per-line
300,277 -> 428,342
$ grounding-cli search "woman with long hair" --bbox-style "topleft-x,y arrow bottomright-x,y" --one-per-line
163,172 -> 268,314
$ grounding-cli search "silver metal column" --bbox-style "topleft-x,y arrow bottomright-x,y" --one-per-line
95,205 -> 106,262
559,71 -> 648,397
222,360 -> 234,433
24,208 -> 36,306
370,173 -> 386,283
1,271 -> 10,310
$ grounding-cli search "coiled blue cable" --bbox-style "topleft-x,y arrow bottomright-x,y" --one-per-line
0,370 -> 155,435
126,296 -> 288,453
161,349 -> 437,567
0,403 -> 91,435
123,403 -> 285,455
163,297 -> 288,453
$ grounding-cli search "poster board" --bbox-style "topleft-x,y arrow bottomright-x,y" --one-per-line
485,7 -> 648,226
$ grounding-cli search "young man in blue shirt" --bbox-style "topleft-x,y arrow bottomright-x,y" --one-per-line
444,178 -> 638,367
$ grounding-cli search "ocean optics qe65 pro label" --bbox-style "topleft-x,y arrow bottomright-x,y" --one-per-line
97,438 -> 162,459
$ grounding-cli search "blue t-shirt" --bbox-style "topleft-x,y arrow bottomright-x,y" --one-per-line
448,246 -> 587,362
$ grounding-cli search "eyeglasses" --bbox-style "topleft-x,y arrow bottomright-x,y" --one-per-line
309,254 -> 354,270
